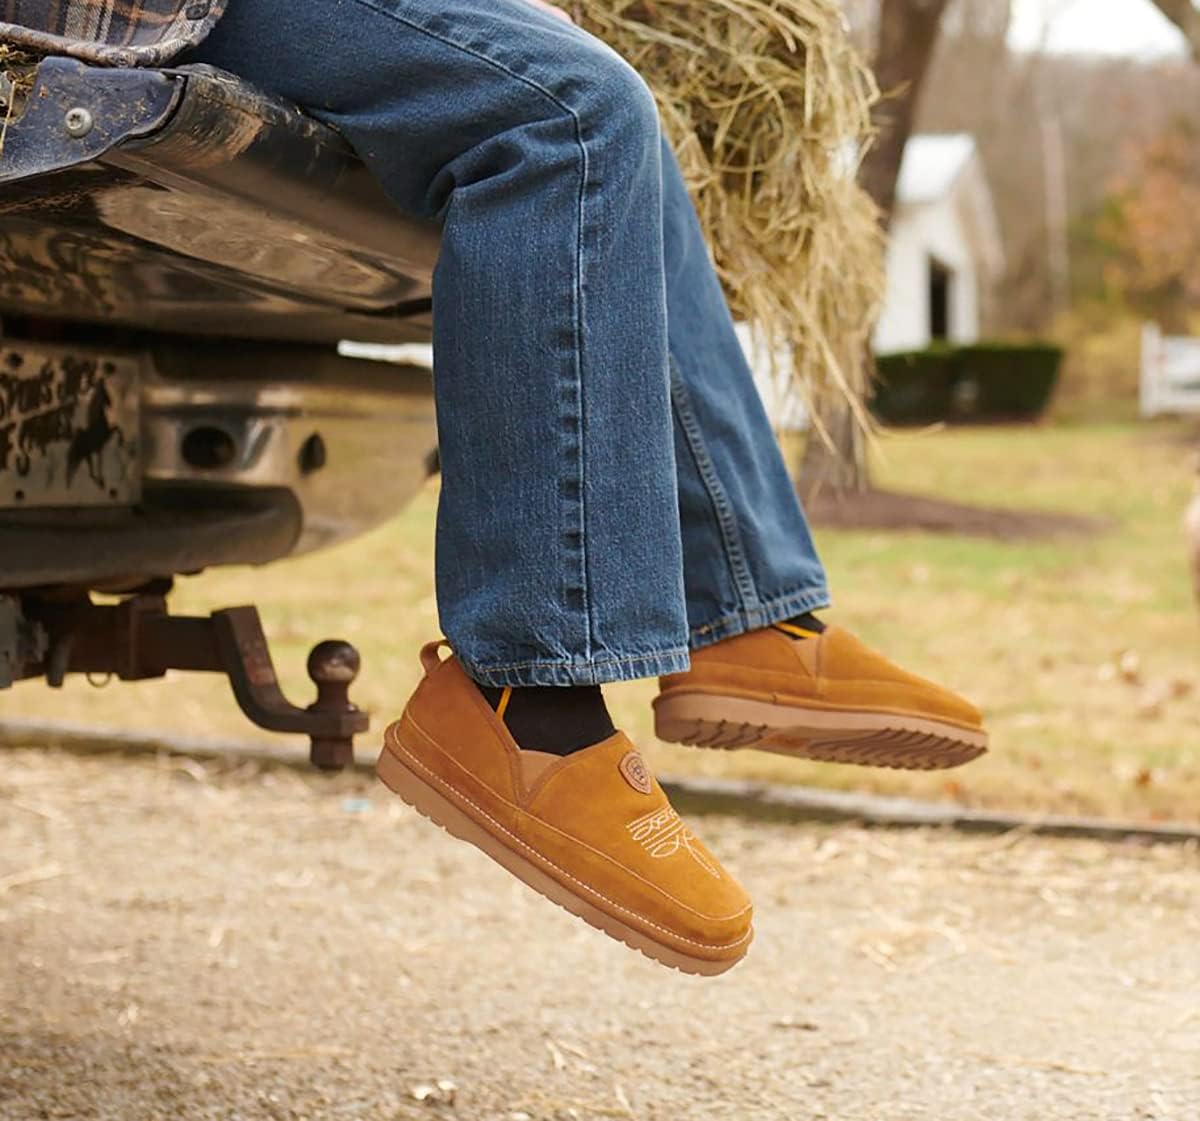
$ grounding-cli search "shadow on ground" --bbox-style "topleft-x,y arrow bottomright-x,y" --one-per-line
805,487 -> 1106,539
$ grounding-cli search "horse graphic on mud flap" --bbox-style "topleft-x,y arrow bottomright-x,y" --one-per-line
0,353 -> 137,507
65,379 -> 124,491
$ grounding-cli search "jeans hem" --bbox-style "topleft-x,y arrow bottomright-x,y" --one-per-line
460,646 -> 693,687
688,587 -> 831,651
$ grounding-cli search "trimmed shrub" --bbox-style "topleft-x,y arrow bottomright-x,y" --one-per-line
957,343 -> 1064,419
872,346 -> 959,424
872,342 -> 1064,424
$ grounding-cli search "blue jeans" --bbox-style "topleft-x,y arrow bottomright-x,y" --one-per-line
185,0 -> 830,686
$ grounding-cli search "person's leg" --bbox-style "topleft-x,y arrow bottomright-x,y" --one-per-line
185,0 -> 690,689
653,138 -> 988,769
659,137 -> 831,647
183,0 -> 755,975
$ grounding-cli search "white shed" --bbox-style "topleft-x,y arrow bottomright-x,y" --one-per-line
874,133 -> 1005,355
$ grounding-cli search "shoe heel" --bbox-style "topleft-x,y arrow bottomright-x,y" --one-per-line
653,694 -> 769,750
375,731 -> 483,848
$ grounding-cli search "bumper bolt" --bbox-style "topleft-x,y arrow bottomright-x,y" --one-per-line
64,107 -> 94,138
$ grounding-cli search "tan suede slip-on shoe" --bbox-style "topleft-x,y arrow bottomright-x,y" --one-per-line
376,641 -> 753,976
653,625 -> 988,771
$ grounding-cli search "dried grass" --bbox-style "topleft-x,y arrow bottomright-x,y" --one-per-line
573,0 -> 885,426
0,43 -> 37,160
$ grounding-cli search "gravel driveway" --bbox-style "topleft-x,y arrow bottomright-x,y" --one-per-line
2,746 -> 1198,1121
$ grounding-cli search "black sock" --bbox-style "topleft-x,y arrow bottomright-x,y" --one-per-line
773,611 -> 827,639
478,683 -> 615,756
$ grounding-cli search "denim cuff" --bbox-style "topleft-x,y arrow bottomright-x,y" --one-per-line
688,586 -> 832,652
460,645 -> 693,688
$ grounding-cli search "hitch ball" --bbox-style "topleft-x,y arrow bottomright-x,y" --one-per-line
306,640 -> 364,771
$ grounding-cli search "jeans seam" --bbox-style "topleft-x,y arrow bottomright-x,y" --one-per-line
669,356 -> 760,613
350,0 -> 595,662
571,99 -> 594,664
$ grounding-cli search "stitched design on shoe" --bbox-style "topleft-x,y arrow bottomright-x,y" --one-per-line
627,808 -> 722,880
618,751 -> 653,795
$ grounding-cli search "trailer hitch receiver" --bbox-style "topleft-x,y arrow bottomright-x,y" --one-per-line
8,594 -> 369,769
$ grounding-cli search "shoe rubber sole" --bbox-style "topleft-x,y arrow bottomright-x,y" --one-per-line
653,692 -> 988,771
376,728 -> 749,977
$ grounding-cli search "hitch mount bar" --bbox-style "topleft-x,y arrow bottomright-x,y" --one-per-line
4,593 -> 368,770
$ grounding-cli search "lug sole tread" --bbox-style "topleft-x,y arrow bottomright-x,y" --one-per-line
667,718 -> 985,771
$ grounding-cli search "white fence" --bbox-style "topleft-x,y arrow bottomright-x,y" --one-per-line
1141,323 -> 1200,418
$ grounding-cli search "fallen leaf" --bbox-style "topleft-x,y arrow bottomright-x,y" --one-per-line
1136,684 -> 1170,719
410,1080 -> 457,1106
1118,650 -> 1142,685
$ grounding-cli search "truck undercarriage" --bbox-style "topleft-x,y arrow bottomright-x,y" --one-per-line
1,54 -> 444,765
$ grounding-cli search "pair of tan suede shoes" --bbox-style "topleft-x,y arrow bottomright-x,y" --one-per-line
376,625 -> 987,977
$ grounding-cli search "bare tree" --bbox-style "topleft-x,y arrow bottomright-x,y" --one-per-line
1147,0 -> 1200,58
801,0 -> 954,498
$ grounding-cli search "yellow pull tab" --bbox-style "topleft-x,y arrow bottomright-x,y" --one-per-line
418,639 -> 452,675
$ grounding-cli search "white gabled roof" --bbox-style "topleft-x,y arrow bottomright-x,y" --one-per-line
896,132 -> 1006,277
896,133 -> 977,205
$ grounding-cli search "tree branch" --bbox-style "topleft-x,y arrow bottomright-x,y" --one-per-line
860,0 -> 954,225
1147,0 -> 1200,60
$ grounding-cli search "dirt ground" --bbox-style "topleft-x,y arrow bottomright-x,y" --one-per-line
2,746 -> 1199,1121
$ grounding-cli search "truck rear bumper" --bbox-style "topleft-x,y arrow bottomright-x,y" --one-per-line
0,57 -> 438,345
0,338 -> 436,589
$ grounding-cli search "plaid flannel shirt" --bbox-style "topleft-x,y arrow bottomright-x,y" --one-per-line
0,0 -> 226,67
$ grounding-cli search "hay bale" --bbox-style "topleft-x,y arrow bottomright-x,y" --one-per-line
573,0 -> 884,427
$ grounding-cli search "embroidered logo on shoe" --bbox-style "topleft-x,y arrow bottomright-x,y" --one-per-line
626,807 -> 722,879
618,751 -> 653,795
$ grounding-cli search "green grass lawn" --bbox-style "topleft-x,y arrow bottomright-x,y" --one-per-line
6,420 -> 1199,822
